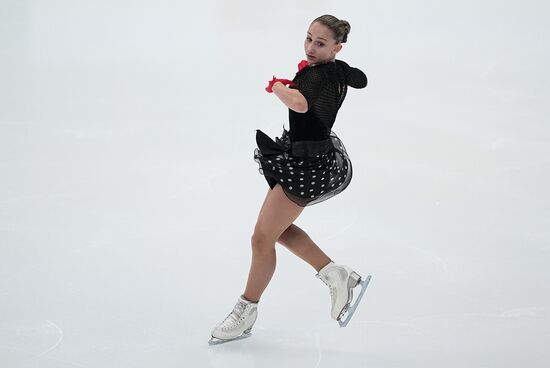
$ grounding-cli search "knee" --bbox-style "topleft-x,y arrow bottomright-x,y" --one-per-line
251,230 -> 275,254
277,224 -> 295,244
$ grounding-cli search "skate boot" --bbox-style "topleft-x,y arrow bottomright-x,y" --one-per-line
317,261 -> 372,327
209,295 -> 258,345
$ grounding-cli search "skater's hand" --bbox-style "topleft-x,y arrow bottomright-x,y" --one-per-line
265,76 -> 295,93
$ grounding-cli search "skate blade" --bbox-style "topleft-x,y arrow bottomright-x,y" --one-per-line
208,330 -> 252,346
338,274 -> 372,328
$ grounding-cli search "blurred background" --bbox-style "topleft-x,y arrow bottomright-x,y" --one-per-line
1,0 -> 549,367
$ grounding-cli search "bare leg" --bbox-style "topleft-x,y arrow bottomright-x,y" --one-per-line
242,184 -> 305,303
277,224 -> 332,272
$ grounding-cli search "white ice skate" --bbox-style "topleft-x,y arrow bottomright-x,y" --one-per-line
317,262 -> 372,327
209,295 -> 258,345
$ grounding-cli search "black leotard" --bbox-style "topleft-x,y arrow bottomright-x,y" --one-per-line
288,59 -> 367,141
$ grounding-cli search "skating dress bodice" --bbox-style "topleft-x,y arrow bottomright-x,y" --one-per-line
288,59 -> 367,142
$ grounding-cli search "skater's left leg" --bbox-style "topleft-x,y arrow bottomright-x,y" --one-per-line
277,224 -> 332,272
243,184 -> 304,302
210,185 -> 304,344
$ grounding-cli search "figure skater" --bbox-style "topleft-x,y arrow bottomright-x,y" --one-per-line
209,14 -> 371,345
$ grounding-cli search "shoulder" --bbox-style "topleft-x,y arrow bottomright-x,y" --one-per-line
335,59 -> 350,68
294,62 -> 328,82
335,59 -> 362,73
335,59 -> 367,89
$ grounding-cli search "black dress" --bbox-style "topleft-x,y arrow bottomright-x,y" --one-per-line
254,59 -> 367,207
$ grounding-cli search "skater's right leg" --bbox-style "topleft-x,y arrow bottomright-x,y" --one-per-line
278,224 -> 371,326
317,262 -> 372,326
277,223 -> 332,272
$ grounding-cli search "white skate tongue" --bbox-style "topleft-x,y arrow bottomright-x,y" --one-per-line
219,298 -> 248,326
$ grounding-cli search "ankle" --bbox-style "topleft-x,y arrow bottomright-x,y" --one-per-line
316,260 -> 334,273
241,294 -> 260,304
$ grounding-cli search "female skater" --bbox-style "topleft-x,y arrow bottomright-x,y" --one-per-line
209,14 -> 370,345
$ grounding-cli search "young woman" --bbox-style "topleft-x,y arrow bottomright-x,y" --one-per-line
209,14 -> 370,345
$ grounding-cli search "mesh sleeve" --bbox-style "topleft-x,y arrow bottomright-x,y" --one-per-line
338,60 -> 367,89
290,67 -> 326,110
346,67 -> 367,89
335,60 -> 367,89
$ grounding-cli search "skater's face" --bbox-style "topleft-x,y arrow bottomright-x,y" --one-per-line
304,21 -> 342,66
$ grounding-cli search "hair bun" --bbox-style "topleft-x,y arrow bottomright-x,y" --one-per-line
338,20 -> 351,43
313,15 -> 352,43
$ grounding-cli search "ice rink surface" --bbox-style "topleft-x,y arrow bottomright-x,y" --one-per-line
1,0 -> 549,367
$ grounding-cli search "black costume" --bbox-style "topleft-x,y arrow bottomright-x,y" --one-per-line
254,59 -> 367,207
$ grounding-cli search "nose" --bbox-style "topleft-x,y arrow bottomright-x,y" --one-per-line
306,43 -> 314,54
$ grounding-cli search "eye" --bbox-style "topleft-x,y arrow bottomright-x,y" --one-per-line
306,36 -> 312,42
316,42 -> 325,47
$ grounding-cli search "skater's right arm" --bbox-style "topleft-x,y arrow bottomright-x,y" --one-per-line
288,66 -> 325,112
271,82 -> 308,113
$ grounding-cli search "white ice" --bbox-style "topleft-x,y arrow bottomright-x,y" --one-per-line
1,0 -> 549,367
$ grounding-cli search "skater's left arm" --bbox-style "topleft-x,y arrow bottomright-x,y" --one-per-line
272,82 -> 308,113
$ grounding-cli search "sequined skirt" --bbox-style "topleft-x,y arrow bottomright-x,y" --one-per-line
254,128 -> 353,207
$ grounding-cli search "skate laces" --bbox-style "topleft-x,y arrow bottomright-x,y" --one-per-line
221,300 -> 248,328
318,275 -> 337,304
327,285 -> 337,304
